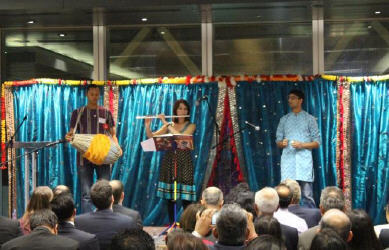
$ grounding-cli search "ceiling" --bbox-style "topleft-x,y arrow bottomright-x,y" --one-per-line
0,1 -> 388,28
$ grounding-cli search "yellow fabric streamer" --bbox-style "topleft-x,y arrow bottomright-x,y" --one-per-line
82,134 -> 111,165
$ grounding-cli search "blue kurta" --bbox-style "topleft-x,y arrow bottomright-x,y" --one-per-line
276,110 -> 321,182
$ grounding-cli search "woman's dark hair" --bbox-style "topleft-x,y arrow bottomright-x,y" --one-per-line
22,186 -> 53,220
224,182 -> 251,204
167,231 -> 207,250
179,203 -> 205,232
173,99 -> 190,123
246,234 -> 286,250
254,215 -> 283,241
347,209 -> 383,250
310,228 -> 347,250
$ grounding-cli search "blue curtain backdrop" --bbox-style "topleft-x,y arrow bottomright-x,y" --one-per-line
12,84 -> 95,216
112,83 -> 218,225
350,80 -> 389,224
12,83 -> 218,225
235,79 -> 338,203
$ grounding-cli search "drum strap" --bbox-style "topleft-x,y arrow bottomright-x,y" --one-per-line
74,106 -> 85,134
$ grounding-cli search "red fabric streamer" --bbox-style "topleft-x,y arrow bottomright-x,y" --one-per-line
109,86 -> 114,116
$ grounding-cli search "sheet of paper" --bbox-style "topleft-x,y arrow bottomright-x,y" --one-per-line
140,138 -> 156,152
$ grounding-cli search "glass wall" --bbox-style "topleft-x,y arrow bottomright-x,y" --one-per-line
109,25 -> 201,79
324,21 -> 389,76
3,29 -> 93,80
214,22 -> 313,75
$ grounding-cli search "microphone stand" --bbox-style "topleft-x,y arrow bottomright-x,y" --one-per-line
204,98 -> 220,147
2,115 -> 27,169
0,140 -> 67,166
211,124 -> 250,149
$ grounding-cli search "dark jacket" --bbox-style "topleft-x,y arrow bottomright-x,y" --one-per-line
288,204 -> 321,228
1,226 -> 79,250
75,208 -> 136,250
281,223 -> 298,250
112,204 -> 143,229
58,222 -> 100,250
379,229 -> 389,249
0,216 -> 22,248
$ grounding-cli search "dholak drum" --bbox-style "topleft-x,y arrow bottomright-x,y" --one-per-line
70,133 -> 121,165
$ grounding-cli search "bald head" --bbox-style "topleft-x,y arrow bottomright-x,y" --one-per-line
109,180 -> 124,204
320,209 -> 352,241
281,179 -> 301,204
53,185 -> 71,197
275,184 -> 292,208
201,187 -> 223,208
255,187 -> 279,215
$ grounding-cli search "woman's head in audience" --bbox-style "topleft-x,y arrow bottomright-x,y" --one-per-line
347,209 -> 382,250
246,234 -> 286,250
111,228 -> 155,250
235,191 -> 256,218
310,228 -> 347,250
167,231 -> 207,250
254,215 -> 282,241
25,186 -> 53,215
224,182 -> 250,204
179,203 -> 205,232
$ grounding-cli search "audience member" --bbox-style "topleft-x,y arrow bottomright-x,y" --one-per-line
109,180 -> 143,228
19,186 -> 53,235
298,186 -> 346,250
167,231 -> 207,250
0,216 -> 22,248
201,187 -> 224,210
75,180 -> 137,250
347,209 -> 382,250
51,193 -> 100,250
274,184 -> 308,233
179,203 -> 205,232
211,204 -> 248,249
282,179 -> 321,228
309,228 -> 347,250
235,191 -> 257,219
224,182 -> 250,204
246,234 -> 287,250
52,185 -> 71,197
110,228 -> 155,250
320,209 -> 352,242
254,215 -> 283,241
254,187 -> 298,250
2,209 -> 78,250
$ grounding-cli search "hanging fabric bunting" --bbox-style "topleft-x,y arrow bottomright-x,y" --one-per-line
336,77 -> 352,210
206,79 -> 244,195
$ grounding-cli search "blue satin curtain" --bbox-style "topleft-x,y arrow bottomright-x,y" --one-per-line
12,84 -> 97,216
235,79 -> 338,203
112,83 -> 218,225
350,81 -> 389,224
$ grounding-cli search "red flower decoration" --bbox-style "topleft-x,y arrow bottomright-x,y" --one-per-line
103,123 -> 109,130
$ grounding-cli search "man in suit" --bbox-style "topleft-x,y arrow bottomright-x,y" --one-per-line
0,216 -> 22,248
254,187 -> 298,250
75,180 -> 137,250
51,193 -> 100,250
282,179 -> 321,228
109,180 -> 143,228
1,209 -> 78,250
274,184 -> 308,234
298,186 -> 346,250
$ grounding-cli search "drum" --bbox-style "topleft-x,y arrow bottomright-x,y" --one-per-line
70,133 -> 121,165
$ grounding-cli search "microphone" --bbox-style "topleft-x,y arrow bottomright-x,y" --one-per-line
45,139 -> 67,147
245,121 -> 260,131
195,95 -> 208,106
22,115 -> 27,121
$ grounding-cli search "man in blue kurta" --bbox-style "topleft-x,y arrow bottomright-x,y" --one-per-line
276,89 -> 320,208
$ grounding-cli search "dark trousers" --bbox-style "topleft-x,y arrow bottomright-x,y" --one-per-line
78,161 -> 111,213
